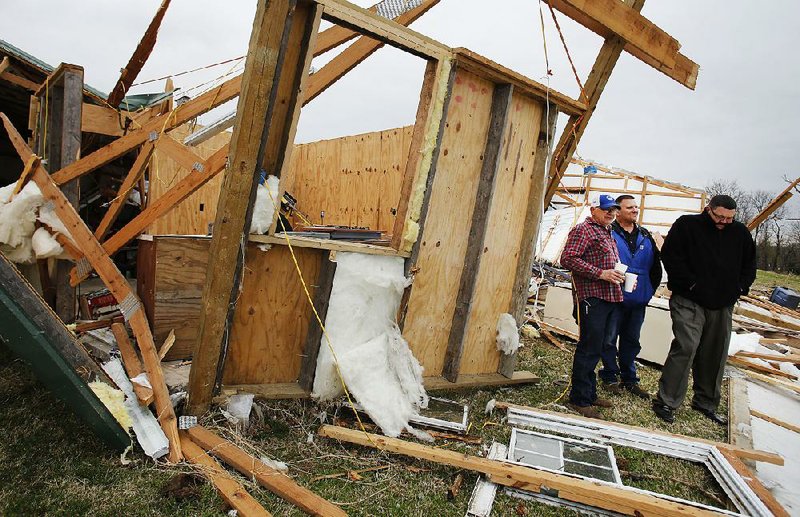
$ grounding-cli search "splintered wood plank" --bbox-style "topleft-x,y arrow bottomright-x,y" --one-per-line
188,0 -> 320,414
1,113 -> 181,462
180,433 -> 272,517
459,94 -> 543,375
402,69 -> 494,377
222,245 -> 322,385
318,425 -> 722,517
442,84 -> 513,380
111,322 -> 154,406
186,426 -> 347,516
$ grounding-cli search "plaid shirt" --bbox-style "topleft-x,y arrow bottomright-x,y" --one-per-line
560,216 -> 623,303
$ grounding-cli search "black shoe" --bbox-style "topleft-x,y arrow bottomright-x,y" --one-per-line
652,401 -> 674,423
623,383 -> 650,399
691,404 -> 727,426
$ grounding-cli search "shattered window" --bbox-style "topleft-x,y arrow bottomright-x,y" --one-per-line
508,429 -> 621,484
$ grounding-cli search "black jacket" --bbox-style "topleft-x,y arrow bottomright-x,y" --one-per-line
661,211 -> 756,309
611,221 -> 663,291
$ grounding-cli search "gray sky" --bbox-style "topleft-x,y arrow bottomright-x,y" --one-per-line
2,0 -> 798,201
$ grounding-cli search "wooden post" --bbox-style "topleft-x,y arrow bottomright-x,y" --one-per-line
442,84 -> 513,382
298,254 -> 337,392
35,64 -> 84,323
544,0 -> 646,205
187,0 -> 322,415
501,105 -> 558,377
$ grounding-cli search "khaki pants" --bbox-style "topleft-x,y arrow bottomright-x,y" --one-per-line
656,294 -> 733,411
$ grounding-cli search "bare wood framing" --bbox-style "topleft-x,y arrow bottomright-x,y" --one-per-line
187,0 -> 322,415
750,409 -> 800,435
0,113 -> 182,462
717,447 -> 790,517
747,177 -> 800,231
501,105 -> 559,377
545,0 -> 646,205
442,84 -> 513,382
319,425 -> 723,516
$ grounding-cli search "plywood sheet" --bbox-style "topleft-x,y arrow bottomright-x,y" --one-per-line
403,69 -> 495,376
282,126 -> 414,232
147,125 -> 230,235
459,94 -> 543,374
222,245 -> 322,385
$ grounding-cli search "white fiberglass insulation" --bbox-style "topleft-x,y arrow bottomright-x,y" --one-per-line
496,313 -> 520,354
249,175 -> 280,234
0,182 -> 73,263
312,252 -> 428,437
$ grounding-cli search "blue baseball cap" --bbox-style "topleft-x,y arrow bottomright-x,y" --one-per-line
591,194 -> 620,210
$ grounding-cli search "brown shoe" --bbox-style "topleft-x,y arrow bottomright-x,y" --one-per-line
592,397 -> 613,408
567,403 -> 604,420
603,382 -> 623,394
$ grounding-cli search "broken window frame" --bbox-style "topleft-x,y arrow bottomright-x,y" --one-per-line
507,428 -> 622,485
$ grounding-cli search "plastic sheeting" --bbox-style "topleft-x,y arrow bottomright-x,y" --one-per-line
312,252 -> 428,437
535,206 -> 590,265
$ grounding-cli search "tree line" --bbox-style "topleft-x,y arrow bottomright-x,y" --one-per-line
706,178 -> 800,273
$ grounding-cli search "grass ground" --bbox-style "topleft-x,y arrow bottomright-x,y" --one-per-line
0,332 -> 733,516
754,269 -> 800,293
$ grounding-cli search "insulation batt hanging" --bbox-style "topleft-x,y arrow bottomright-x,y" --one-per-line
312,252 -> 428,437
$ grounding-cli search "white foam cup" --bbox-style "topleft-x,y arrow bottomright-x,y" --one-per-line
624,272 -> 637,293
614,262 -> 628,274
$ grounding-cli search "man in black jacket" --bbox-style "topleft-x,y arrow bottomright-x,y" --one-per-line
653,195 -> 756,425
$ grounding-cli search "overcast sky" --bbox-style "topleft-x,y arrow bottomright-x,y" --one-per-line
2,0 -> 799,201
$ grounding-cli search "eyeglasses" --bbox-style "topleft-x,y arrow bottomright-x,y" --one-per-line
709,209 -> 734,223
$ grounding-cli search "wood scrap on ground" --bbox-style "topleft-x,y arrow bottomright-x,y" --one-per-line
750,409 -> 800,435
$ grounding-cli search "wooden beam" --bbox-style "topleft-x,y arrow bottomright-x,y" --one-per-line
186,426 -> 347,516
545,0 -> 646,205
747,177 -> 800,231
50,73 -> 242,186
717,447 -> 790,517
742,370 -> 800,395
318,425 -> 722,516
0,113 -> 182,462
750,409 -> 800,435
94,141 -> 155,241
155,134 -> 206,172
546,0 -> 681,68
502,105 -> 559,377
107,0 -> 172,107
298,255 -> 336,391
313,1 -> 379,55
0,57 -> 9,76
423,371 -> 539,391
544,0 -> 697,89
180,433 -> 272,517
442,84 -> 513,382
0,59 -> 41,91
110,322 -> 154,406
187,0 -> 321,415
728,356 -> 798,380
304,0 -> 440,105
316,0 -> 450,59
736,351 -> 800,363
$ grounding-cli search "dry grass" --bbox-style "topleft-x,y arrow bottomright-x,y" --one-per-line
0,331 -> 734,516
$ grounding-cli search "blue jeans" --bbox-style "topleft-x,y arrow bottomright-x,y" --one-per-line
600,304 -> 646,385
569,297 -> 620,407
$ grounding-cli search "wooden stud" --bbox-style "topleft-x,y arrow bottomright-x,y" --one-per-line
158,329 -> 176,361
110,322 -> 154,406
187,0 -> 321,415
545,0 -> 646,205
298,254 -> 337,391
442,84 -> 513,382
728,356 -> 798,380
750,409 -> 800,435
736,351 -> 800,363
94,141 -> 155,241
11,155 -> 40,196
107,0 -> 172,108
727,377 -> 753,454
747,177 -> 800,231
180,432 -> 272,517
501,105 -> 558,377
156,134 -> 207,173
186,426 -> 347,516
318,425 -> 723,517
424,371 -> 539,391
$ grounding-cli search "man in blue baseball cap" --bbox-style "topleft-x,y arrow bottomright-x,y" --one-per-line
560,194 -> 624,419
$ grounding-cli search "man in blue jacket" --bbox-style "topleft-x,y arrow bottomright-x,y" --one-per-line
653,195 -> 756,425
601,195 -> 662,399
